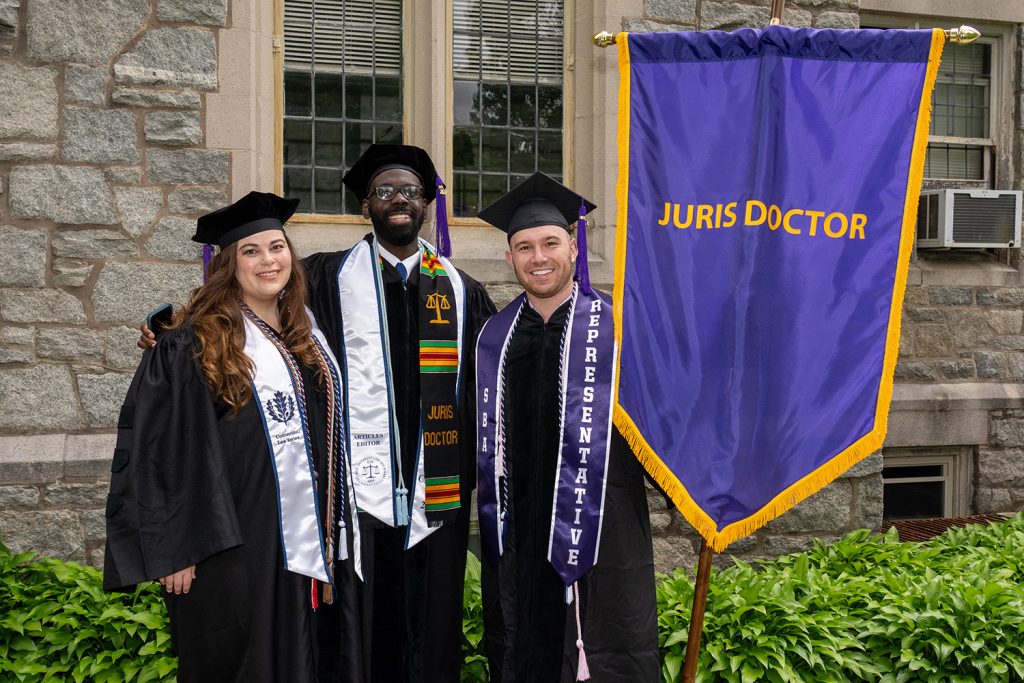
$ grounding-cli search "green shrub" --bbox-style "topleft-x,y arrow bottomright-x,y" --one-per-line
3,514 -> 1023,682
0,543 -> 176,682
659,513 -> 1024,683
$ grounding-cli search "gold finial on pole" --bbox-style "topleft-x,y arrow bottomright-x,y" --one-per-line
945,25 -> 980,44
593,31 -> 618,47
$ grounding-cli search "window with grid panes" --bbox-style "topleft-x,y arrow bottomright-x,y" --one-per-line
451,0 -> 564,217
283,0 -> 403,215
925,41 -> 992,181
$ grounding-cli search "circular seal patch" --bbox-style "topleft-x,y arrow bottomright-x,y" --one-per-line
354,455 -> 387,487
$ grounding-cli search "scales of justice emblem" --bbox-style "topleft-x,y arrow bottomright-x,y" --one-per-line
426,293 -> 450,325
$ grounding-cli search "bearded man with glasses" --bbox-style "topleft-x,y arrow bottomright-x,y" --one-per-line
304,144 -> 496,683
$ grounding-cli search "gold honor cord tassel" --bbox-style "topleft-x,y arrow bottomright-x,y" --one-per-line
592,26 -> 980,47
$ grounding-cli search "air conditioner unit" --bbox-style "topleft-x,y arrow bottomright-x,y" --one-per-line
916,189 -> 1021,249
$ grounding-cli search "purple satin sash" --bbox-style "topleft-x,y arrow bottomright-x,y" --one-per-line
476,285 -> 616,586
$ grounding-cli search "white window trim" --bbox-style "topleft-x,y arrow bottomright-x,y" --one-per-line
881,447 -> 972,519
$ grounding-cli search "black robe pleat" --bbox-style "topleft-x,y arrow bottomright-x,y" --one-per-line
104,323 -> 359,683
303,236 -> 496,683
481,300 -> 660,683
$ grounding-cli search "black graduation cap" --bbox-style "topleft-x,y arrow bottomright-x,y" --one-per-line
477,172 -> 596,240
192,191 -> 299,248
342,143 -> 439,203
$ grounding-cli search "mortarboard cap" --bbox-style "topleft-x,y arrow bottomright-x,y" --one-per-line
342,143 -> 439,203
192,191 -> 299,249
477,172 -> 596,240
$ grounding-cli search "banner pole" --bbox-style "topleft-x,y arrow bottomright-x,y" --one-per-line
681,538 -> 715,682
769,0 -> 785,25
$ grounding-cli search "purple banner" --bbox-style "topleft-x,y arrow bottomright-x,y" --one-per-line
612,27 -> 943,551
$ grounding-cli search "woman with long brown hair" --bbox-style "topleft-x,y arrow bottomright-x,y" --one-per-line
103,192 -> 362,682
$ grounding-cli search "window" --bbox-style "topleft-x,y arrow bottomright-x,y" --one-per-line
859,15 -> 1008,186
282,0 -> 403,215
451,0 -> 565,217
881,448 -> 970,520
279,0 -> 567,218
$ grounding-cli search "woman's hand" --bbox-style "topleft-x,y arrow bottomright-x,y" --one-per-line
158,565 -> 196,594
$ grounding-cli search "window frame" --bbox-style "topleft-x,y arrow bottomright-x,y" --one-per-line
881,446 -> 972,520
273,0 -> 574,224
859,12 -> 1014,190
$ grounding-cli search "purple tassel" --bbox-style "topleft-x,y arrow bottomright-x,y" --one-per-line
202,244 -> 214,283
575,196 -> 591,295
435,174 -> 451,258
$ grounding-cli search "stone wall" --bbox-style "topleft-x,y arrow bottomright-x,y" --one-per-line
0,0 -> 227,435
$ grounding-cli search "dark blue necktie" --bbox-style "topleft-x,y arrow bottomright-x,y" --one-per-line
396,262 -> 408,284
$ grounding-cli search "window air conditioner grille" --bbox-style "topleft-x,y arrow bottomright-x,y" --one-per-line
951,194 -> 1017,243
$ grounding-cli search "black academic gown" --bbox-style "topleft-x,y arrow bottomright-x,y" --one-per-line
303,235 -> 496,683
481,299 -> 660,683
104,323 -> 360,683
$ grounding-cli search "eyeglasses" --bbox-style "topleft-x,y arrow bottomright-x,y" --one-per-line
371,184 -> 425,201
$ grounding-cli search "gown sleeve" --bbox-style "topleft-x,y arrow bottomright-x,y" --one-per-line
457,271 -> 497,497
103,325 -> 244,591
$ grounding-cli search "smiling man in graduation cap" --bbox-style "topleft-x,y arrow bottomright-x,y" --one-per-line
302,144 -> 496,683
475,172 -> 659,683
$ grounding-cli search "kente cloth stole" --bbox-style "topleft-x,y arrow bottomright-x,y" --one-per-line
476,285 -> 616,585
337,238 -> 465,548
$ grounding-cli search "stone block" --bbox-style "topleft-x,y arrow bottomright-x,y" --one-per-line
53,259 -> 94,287
92,262 -> 200,322
791,0 -> 857,7
977,448 -> 1024,488
914,324 -> 953,358
168,187 -> 227,215
764,480 -> 851,533
974,487 -> 1012,513
65,433 -> 116,478
43,482 -> 109,507
652,535 -> 698,575
902,285 -> 929,308
115,187 -> 163,237
484,283 -> 523,310
63,108 -> 139,164
53,229 -> 138,260
0,486 -> 41,507
157,0 -> 227,26
853,475 -> 883,531
760,535 -> 816,557
0,510 -> 85,562
939,360 -> 975,380
115,28 -> 218,90
36,327 -> 105,362
974,351 -> 1005,379
621,18 -> 689,32
88,544 -> 104,569
928,287 -> 973,306
144,111 -> 202,146
0,143 -> 57,161
105,326 -> 144,370
0,289 -> 86,323
9,166 -> 117,225
147,149 -> 229,184
905,307 -> 944,323
0,348 -> 34,364
0,226 -> 47,288
0,326 -> 35,345
649,511 -> 673,534
988,310 -> 1023,336
112,88 -> 202,109
976,288 -> 998,306
65,65 -> 107,106
1008,354 -> 1024,382
993,289 -> 1024,307
646,0 -> 696,23
0,64 -> 58,139
27,0 -> 148,64
107,167 -> 144,185
813,11 -> 858,29
0,435 -> 65,484
76,372 -> 133,427
145,216 -> 202,261
991,415 -> 1024,448
0,366 -> 80,430
840,451 -> 882,478
995,336 -> 1024,351
948,311 -> 993,347
898,327 -> 912,359
82,509 -> 106,541
700,2 -> 770,30
893,361 -> 938,382
0,0 -> 17,55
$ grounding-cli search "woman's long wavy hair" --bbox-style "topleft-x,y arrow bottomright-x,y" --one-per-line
170,233 -> 317,414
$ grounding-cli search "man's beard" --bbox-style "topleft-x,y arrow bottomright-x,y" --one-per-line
369,206 -> 424,247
